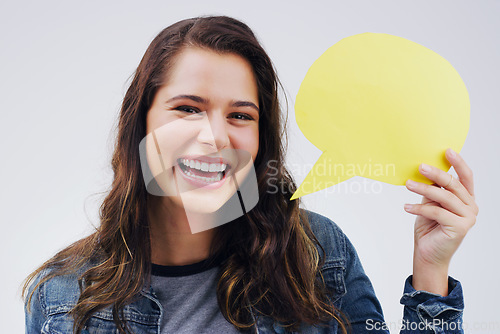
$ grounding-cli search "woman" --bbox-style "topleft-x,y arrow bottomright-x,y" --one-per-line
23,16 -> 478,333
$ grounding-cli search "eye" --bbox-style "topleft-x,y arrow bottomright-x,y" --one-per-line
230,113 -> 253,121
175,105 -> 201,114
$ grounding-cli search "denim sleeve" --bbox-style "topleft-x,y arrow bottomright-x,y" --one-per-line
399,275 -> 464,334
340,234 -> 388,333
24,272 -> 48,333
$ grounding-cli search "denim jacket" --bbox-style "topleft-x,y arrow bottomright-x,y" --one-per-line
25,210 -> 464,333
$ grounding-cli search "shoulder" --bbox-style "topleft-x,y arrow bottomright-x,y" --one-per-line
26,261 -> 161,333
300,209 -> 347,268
27,264 -> 88,317
300,209 -> 356,303
24,265 -> 87,333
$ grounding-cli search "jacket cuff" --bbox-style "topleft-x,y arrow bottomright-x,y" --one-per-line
400,275 -> 464,322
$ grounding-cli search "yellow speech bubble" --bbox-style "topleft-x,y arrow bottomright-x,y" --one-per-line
291,33 -> 469,200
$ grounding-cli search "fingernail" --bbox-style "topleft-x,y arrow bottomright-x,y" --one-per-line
420,164 -> 431,173
406,179 -> 417,188
404,204 -> 413,211
448,148 -> 456,158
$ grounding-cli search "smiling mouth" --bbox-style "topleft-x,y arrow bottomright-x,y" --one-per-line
177,158 -> 231,184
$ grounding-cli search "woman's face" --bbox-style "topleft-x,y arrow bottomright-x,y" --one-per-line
145,47 -> 259,219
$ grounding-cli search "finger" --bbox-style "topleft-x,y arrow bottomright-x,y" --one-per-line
418,162 -> 475,207
406,179 -> 469,217
445,148 -> 475,197
421,193 -> 435,205
404,203 -> 463,230
418,184 -> 438,205
405,203 -> 475,236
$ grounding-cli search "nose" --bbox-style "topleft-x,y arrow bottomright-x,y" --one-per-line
197,111 -> 230,150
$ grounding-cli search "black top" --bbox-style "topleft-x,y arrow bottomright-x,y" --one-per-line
151,252 -> 227,277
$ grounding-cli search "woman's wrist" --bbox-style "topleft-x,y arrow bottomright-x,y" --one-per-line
412,255 -> 449,296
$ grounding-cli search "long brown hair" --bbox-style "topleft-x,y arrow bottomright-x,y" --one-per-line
23,16 -> 348,333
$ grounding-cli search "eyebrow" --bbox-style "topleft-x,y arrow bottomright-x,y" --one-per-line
232,101 -> 260,112
166,94 -> 259,112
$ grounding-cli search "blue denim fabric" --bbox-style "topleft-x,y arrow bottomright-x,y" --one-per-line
25,210 -> 464,333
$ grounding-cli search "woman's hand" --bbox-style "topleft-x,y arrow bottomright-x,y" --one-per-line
404,148 -> 478,296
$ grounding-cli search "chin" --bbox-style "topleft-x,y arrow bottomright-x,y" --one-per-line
180,187 -> 236,214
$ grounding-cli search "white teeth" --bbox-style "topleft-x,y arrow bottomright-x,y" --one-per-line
183,169 -> 223,183
179,159 -> 228,172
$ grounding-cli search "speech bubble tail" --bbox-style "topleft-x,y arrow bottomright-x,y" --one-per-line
289,191 -> 301,201
290,153 -> 352,200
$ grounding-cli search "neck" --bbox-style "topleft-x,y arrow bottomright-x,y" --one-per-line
147,195 -> 217,266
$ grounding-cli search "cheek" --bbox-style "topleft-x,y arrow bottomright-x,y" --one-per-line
231,127 -> 259,160
156,126 -> 195,164
146,113 -> 195,168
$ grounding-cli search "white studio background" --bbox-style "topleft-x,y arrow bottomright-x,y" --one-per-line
1,1 -> 498,333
